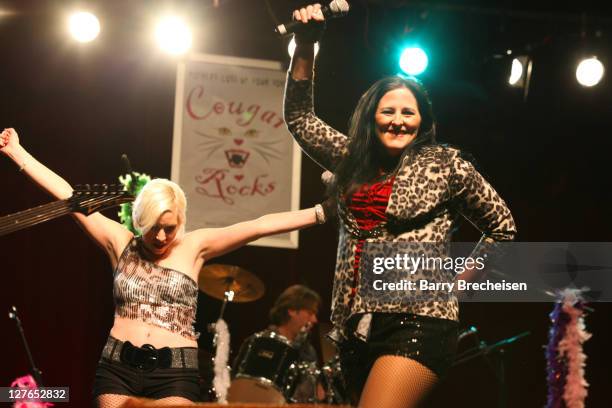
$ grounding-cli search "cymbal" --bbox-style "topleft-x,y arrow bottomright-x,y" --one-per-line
198,264 -> 265,302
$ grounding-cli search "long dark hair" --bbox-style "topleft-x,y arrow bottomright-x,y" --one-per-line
330,75 -> 437,199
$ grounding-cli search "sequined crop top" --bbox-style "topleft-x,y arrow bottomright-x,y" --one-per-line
113,238 -> 199,340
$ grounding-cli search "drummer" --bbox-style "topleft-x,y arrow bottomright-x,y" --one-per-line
266,284 -> 324,403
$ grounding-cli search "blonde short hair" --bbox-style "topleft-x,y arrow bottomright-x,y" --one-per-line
132,178 -> 187,235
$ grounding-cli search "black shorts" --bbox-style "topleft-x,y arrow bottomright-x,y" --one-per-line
338,313 -> 458,400
93,357 -> 201,401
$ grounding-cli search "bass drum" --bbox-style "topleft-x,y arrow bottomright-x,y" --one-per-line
227,331 -> 299,404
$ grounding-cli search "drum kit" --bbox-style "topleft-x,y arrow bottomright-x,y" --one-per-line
198,264 -> 348,405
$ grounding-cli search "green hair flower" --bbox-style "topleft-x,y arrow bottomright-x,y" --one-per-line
118,172 -> 151,233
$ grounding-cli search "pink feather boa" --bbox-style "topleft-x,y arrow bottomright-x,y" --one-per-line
557,289 -> 591,408
10,375 -> 54,408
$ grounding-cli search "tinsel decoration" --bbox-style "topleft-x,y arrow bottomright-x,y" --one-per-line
118,172 -> 151,233
546,289 -> 591,408
212,318 -> 231,404
10,374 -> 54,408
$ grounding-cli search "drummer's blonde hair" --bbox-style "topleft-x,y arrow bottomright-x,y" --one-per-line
132,178 -> 187,236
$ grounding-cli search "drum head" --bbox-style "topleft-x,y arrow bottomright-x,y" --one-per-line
227,377 -> 286,404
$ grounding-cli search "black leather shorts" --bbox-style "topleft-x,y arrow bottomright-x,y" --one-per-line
338,313 -> 459,401
93,357 -> 201,401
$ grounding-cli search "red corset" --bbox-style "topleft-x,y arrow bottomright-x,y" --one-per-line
348,177 -> 394,297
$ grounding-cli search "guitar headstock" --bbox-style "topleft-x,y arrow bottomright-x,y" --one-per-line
71,184 -> 135,215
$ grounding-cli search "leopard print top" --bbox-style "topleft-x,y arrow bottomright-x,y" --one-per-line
284,74 -> 517,338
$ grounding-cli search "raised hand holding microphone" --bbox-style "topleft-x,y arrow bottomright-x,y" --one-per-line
288,3 -> 326,45
277,1 -> 349,39
288,4 -> 329,80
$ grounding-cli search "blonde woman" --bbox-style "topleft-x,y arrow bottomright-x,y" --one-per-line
0,128 -> 327,407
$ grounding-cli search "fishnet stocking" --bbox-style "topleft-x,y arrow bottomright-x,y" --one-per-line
97,394 -> 195,407
96,393 -> 130,408
358,355 -> 438,408
149,396 -> 195,405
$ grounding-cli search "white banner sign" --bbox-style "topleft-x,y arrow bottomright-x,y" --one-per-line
172,54 -> 302,248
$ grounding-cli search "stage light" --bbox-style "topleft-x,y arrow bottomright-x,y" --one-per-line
68,11 -> 100,43
155,16 -> 192,55
399,47 -> 428,76
508,56 -> 532,87
576,57 -> 604,87
506,55 -> 533,101
287,37 -> 320,58
508,58 -> 523,85
506,55 -> 532,101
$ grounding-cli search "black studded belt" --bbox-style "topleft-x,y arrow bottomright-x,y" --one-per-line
101,336 -> 198,371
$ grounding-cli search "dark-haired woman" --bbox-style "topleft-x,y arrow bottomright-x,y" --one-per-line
284,5 -> 517,408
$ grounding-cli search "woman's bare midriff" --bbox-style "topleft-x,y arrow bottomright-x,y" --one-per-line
110,316 -> 197,348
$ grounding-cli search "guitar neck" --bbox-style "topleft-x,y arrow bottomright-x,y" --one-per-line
0,190 -> 133,237
0,199 -> 74,237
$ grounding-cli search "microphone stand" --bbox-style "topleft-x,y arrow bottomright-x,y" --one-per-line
207,279 -> 236,336
8,306 -> 44,387
453,331 -> 530,408
121,154 -> 139,195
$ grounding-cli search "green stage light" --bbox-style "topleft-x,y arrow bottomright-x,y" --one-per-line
399,47 -> 428,76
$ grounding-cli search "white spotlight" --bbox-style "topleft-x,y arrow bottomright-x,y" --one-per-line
155,16 -> 192,55
288,37 -> 320,57
576,57 -> 604,87
507,55 -> 533,101
508,56 -> 532,87
508,58 -> 524,85
68,11 -> 100,43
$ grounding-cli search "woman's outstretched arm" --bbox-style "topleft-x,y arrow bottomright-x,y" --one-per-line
1,128 -> 132,266
190,206 -> 325,261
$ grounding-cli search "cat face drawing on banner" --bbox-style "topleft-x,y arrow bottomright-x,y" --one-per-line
185,82 -> 288,206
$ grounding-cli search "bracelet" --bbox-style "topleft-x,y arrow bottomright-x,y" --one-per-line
314,204 -> 326,224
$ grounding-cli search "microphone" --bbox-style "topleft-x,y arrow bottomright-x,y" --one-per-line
458,325 -> 478,342
292,321 -> 313,348
8,305 -> 18,320
121,154 -> 139,195
121,154 -> 133,175
276,0 -> 350,36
